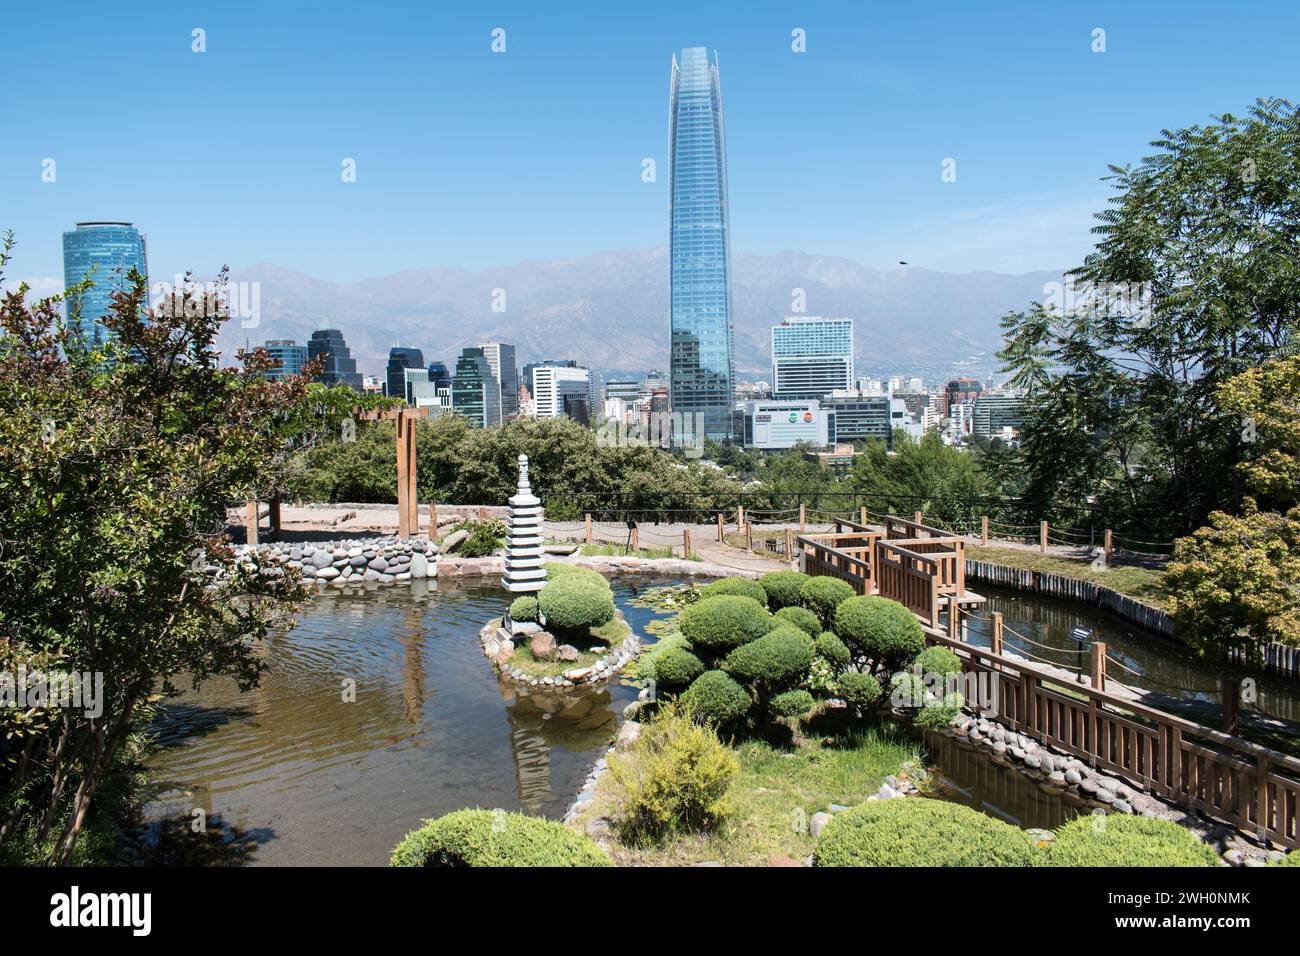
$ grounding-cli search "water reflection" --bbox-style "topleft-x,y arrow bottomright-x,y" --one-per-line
136,576 -> 674,866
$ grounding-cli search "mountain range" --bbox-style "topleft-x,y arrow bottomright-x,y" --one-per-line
216,249 -> 1062,381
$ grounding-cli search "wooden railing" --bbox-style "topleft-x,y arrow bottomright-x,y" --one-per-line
927,625 -> 1300,849
875,541 -> 943,628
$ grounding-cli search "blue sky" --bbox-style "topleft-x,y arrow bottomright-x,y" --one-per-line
3,0 -> 1297,290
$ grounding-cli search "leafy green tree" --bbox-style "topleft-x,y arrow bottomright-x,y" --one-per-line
0,236 -> 308,863
1215,354 -> 1300,511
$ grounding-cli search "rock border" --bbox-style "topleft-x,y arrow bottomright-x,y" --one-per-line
440,553 -> 758,579
232,536 -> 438,588
479,610 -> 641,690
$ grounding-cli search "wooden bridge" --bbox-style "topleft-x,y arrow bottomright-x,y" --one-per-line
796,514 -> 1300,850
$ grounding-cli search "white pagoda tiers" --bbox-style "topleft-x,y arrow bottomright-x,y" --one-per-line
502,454 -> 547,593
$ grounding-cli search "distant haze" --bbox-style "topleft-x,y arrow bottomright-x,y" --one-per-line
217,248 -> 1062,381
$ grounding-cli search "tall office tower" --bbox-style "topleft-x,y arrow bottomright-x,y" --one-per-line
479,342 -> 519,420
531,364 -> 595,425
771,317 -> 854,400
260,339 -> 308,380
427,361 -> 452,390
451,347 -> 501,428
308,329 -> 363,390
941,376 -> 983,418
61,221 -> 149,349
386,347 -> 425,401
668,46 -> 735,442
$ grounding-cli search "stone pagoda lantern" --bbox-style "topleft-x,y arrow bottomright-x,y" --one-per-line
502,454 -> 547,593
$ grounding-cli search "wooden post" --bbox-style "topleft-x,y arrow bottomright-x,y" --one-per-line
268,495 -> 282,542
245,499 -> 259,546
1040,520 -> 1048,554
1104,529 -> 1113,566
395,420 -> 409,540
682,527 -> 691,558
914,510 -> 923,529
737,505 -> 744,528
630,523 -> 640,554
1090,641 -> 1107,691
405,413 -> 418,537
799,503 -> 806,532
717,512 -> 724,542
429,499 -> 438,538
784,527 -> 793,561
991,611 -> 1004,656
479,506 -> 488,521
860,506 -> 868,527
981,515 -> 989,546
746,520 -> 753,551
1221,675 -> 1239,735
947,602 -> 960,641
584,513 -> 593,544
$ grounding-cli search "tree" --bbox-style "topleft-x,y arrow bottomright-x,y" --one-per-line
1215,353 -> 1300,511
0,235 -> 308,863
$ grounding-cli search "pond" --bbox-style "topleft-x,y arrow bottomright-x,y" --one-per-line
134,576 -> 678,866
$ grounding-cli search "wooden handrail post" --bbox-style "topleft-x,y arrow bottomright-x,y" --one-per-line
717,512 -> 724,542
991,611 -> 1003,656
1040,520 -> 1048,554
799,503 -> 806,532
948,602 -> 960,641
245,499 -> 259,546
981,515 -> 989,545
784,528 -> 793,561
746,520 -> 753,551
683,527 -> 691,558
1090,641 -> 1107,691
268,494 -> 282,542
631,523 -> 640,554
914,510 -> 923,529
860,506 -> 867,526
737,505 -> 744,527
1221,675 -> 1239,735
584,513 -> 593,544
1104,529 -> 1113,566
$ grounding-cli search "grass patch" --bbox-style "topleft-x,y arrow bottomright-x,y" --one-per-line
569,542 -> 701,561
572,725 -> 922,866
967,546 -> 1169,607
498,617 -> 631,679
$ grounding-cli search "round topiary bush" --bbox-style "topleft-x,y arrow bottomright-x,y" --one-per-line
681,670 -> 753,726
813,799 -> 1034,867
834,595 -> 925,672
678,595 -> 774,656
537,573 -> 615,632
774,605 -> 821,637
799,576 -> 857,624
914,645 -> 962,678
653,646 -> 705,690
700,577 -> 768,605
759,570 -> 811,609
390,809 -> 611,867
838,670 -> 883,712
544,563 -> 607,586
770,688 -> 816,719
814,631 -> 851,667
722,625 -> 815,689
1042,814 -> 1220,867
508,595 -> 538,622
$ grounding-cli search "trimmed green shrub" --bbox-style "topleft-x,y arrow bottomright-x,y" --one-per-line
607,704 -> 739,844
678,595 -> 774,655
760,570 -> 811,609
838,670 -> 883,712
914,645 -> 962,678
799,576 -> 857,624
890,671 -> 931,709
722,625 -> 815,689
813,799 -> 1034,867
390,809 -> 611,867
544,563 -> 607,585
774,605 -> 821,637
653,646 -> 705,690
681,670 -> 753,726
508,596 -> 538,622
814,631 -> 851,667
770,688 -> 816,719
834,595 -> 925,672
914,691 -> 965,730
537,573 -> 615,632
450,519 -> 506,558
700,577 -> 768,605
1270,852 -> 1300,866
1043,815 -> 1220,867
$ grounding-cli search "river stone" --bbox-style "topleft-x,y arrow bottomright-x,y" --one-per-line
409,552 -> 428,578
350,555 -> 367,567
441,529 -> 469,552
530,632 -> 557,661
1096,788 -> 1117,804
556,644 -> 580,662
312,551 -> 332,569
315,566 -> 339,580
615,721 -> 641,752
368,557 -> 388,572
563,667 -> 592,682
1065,768 -> 1082,785
810,812 -> 832,838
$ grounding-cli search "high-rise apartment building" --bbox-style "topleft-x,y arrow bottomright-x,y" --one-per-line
479,342 -> 519,420
531,364 -> 595,425
451,347 -> 501,428
261,339 -> 308,380
771,317 -> 854,400
669,47 -> 735,442
61,221 -> 149,349
308,329 -> 362,390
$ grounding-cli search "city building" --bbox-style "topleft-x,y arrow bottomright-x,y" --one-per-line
427,361 -> 452,391
823,394 -> 893,447
737,399 -> 832,450
857,377 -> 884,396
804,443 -> 861,472
941,377 -> 983,418
531,364 -> 595,425
971,392 -> 1026,440
308,329 -> 362,390
385,347 -> 425,401
669,46 -> 735,442
62,221 -> 148,349
362,375 -> 383,394
260,339 -> 307,380
479,342 -> 519,420
451,347 -> 501,428
771,317 -> 854,399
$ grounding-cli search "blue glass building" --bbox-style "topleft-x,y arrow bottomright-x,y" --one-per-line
386,347 -> 425,400
61,222 -> 148,349
262,339 -> 308,380
669,47 -> 735,442
308,329 -> 363,390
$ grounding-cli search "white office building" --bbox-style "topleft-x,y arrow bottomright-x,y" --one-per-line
771,317 -> 854,400
738,399 -> 832,449
531,364 -> 595,423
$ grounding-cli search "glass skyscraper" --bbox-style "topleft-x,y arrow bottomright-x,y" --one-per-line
451,347 -> 501,428
308,329 -> 363,390
669,47 -> 735,442
386,347 -> 425,401
61,221 -> 148,349
261,339 -> 308,380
